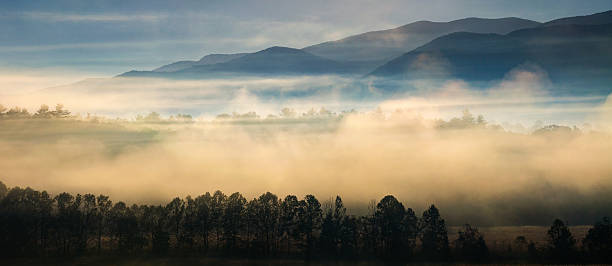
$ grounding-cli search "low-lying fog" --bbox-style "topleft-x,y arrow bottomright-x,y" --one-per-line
1,67 -> 612,226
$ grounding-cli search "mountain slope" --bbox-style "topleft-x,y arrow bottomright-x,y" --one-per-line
544,10 -> 612,26
369,23 -> 612,93
122,47 -> 357,77
196,53 -> 249,65
153,60 -> 198,72
153,53 -> 248,72
180,46 -> 355,75
303,17 -> 541,64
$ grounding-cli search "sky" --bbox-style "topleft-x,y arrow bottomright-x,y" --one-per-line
1,0 -> 612,78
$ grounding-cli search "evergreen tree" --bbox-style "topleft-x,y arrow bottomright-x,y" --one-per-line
210,191 -> 226,250
454,224 -> 488,262
375,195 -> 406,259
547,219 -> 576,262
254,192 -> 279,256
95,195 -> 112,253
165,197 -> 185,249
419,205 -> 450,260
279,195 -> 299,254
223,192 -> 246,251
194,193 -> 212,251
298,194 -> 322,258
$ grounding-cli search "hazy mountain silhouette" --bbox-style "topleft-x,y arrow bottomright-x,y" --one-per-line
153,61 -> 197,72
302,17 -> 540,64
122,10 -> 612,94
144,17 -> 540,76
543,10 -> 612,26
369,22 -> 612,93
122,47 -> 357,77
153,53 -> 248,72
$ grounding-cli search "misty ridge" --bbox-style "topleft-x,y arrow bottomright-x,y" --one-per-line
115,10 -> 612,96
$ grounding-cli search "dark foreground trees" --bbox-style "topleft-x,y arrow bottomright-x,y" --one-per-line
547,219 -> 576,262
582,217 -> 612,262
0,180 -> 610,263
419,204 -> 450,260
454,224 -> 488,262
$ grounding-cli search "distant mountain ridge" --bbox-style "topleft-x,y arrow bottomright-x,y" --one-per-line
136,17 -> 541,77
153,53 -> 248,72
122,47 -> 358,78
543,10 -> 612,26
120,10 -> 612,90
369,23 -> 612,94
302,17 -> 541,64
179,46 -> 355,75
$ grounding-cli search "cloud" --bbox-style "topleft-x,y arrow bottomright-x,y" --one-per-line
22,11 -> 168,22
1,110 -> 611,225
0,67 -> 102,94
1,65 -> 612,226
1,70 -> 608,127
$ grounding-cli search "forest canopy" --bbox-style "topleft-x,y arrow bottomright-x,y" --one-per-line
1,181 -> 611,263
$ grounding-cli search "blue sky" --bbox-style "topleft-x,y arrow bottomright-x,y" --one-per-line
1,0 -> 612,76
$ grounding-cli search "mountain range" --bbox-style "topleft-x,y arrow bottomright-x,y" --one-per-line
120,10 -> 612,94
153,53 -> 249,72
302,17 -> 540,64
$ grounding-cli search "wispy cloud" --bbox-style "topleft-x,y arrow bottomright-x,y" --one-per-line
22,11 -> 168,22
0,39 -> 208,52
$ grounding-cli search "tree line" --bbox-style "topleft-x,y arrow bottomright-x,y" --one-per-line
0,104 -> 71,119
0,181 -> 610,263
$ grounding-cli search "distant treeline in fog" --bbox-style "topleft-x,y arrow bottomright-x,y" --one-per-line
0,103 -> 576,133
0,181 -> 610,263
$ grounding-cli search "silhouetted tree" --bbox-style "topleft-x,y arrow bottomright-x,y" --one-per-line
54,192 -> 81,255
0,187 -> 48,256
358,202 -> 377,258
419,205 -> 450,260
109,202 -> 142,253
0,181 -> 7,199
401,208 -> 418,257
194,193 -> 212,251
223,192 -> 246,251
298,194 -> 322,258
319,196 -> 347,257
210,190 -> 226,250
149,205 -> 170,255
339,215 -> 358,257
95,195 -> 112,253
0,184 -> 605,264
375,195 -> 406,259
547,219 -> 576,262
180,196 -> 198,251
279,195 -> 300,254
254,192 -> 279,256
165,197 -> 185,249
454,224 -> 488,262
244,198 -> 258,254
583,217 -> 612,262
78,194 -> 97,253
